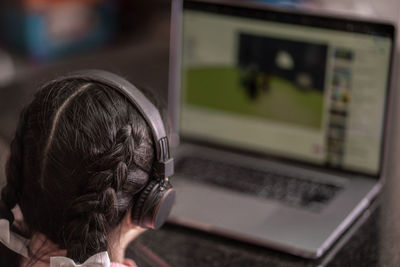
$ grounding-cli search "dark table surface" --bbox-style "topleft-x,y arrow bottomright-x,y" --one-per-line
1,2 -> 400,266
128,199 -> 380,267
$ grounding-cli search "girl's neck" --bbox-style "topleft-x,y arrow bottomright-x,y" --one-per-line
109,225 -> 147,263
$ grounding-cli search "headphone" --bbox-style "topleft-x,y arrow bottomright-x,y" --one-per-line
57,70 -> 175,230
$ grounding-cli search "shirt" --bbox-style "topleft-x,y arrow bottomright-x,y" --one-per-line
20,233 -> 138,267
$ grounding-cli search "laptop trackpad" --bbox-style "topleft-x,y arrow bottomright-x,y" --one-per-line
171,179 -> 279,230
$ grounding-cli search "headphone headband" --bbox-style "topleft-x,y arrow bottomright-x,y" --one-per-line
57,70 -> 174,178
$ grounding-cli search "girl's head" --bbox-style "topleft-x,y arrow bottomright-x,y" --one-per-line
0,71 -> 174,265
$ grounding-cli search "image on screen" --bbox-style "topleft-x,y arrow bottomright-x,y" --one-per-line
185,33 -> 327,130
181,7 -> 392,175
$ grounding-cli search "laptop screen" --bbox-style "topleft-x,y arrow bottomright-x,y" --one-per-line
180,1 -> 394,176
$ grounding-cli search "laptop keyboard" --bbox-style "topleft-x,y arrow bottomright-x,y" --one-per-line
175,157 -> 343,211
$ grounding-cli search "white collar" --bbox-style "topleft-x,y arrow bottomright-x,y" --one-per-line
0,219 -> 29,258
50,251 -> 111,267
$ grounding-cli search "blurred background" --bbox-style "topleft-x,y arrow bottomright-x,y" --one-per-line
0,0 -> 399,265
0,0 -> 171,142
0,0 -> 398,129
0,0 -> 397,139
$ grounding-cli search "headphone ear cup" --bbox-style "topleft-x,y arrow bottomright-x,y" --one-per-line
131,178 -> 175,229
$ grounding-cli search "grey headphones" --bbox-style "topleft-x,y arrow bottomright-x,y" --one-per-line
59,70 -> 175,229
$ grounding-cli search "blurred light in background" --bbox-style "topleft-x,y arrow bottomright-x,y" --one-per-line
0,0 -> 116,61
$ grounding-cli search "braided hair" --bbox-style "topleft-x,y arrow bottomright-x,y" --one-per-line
0,77 -> 160,265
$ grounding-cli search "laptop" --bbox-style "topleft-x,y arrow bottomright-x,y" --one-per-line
167,0 -> 396,259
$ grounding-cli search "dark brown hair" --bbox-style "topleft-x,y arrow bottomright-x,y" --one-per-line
0,77 -> 159,265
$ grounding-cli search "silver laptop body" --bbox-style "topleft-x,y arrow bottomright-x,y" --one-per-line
168,0 -> 396,259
